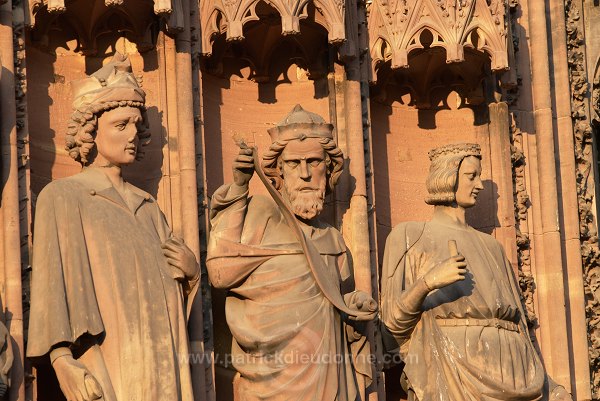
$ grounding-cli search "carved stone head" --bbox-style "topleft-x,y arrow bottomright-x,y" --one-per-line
262,105 -> 344,219
425,143 -> 482,206
65,53 -> 151,165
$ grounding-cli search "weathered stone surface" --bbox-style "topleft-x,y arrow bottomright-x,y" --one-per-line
380,143 -> 571,401
27,54 -> 200,401
207,105 -> 377,401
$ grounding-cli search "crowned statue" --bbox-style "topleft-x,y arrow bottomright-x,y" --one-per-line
380,143 -> 572,401
207,105 -> 377,401
27,53 -> 200,401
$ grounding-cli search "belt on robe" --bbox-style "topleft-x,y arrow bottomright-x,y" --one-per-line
435,317 -> 520,332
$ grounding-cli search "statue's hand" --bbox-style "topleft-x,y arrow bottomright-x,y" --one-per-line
550,386 -> 573,401
422,255 -> 467,290
233,146 -> 255,188
53,355 -> 103,401
345,290 -> 378,321
162,237 -> 200,279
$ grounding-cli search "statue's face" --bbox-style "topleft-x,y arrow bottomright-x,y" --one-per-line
280,137 -> 327,220
455,155 -> 483,208
95,106 -> 143,167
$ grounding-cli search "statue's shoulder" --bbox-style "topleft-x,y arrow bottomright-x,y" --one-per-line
388,221 -> 427,242
38,174 -> 88,200
471,227 -> 505,252
247,193 -> 282,220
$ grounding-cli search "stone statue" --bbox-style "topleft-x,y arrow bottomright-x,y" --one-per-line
27,53 -> 199,401
207,105 -> 377,401
380,143 -> 572,401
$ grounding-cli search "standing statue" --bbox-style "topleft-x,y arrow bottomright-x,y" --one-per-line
207,105 -> 377,401
381,143 -> 571,401
27,53 -> 199,401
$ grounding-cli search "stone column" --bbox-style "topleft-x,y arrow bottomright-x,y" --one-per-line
0,2 -> 24,401
526,0 -> 572,390
548,0 -> 592,398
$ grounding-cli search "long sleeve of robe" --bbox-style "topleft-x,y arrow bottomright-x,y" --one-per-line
381,219 -> 545,401
27,168 -> 195,401
207,183 -> 370,401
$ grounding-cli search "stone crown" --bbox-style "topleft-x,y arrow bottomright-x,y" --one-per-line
71,52 -> 145,111
428,142 -> 481,161
267,104 -> 334,142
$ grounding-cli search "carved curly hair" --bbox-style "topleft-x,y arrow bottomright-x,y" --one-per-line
65,100 -> 151,165
261,136 -> 344,194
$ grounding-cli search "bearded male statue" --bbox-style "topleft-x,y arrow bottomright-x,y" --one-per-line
207,105 -> 377,401
381,143 -> 572,401
27,53 -> 199,401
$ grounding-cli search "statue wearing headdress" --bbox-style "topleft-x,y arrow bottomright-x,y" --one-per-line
380,143 -> 571,401
207,105 -> 377,401
27,53 -> 199,401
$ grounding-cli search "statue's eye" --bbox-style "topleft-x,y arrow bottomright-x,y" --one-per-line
308,158 -> 323,167
115,122 -> 127,130
285,160 -> 299,168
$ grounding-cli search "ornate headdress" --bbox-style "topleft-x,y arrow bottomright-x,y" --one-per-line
428,142 -> 481,162
267,104 -> 333,142
66,53 -> 148,165
71,52 -> 145,111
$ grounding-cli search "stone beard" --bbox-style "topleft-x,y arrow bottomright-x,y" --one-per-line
207,104 -> 373,401
281,175 -> 326,220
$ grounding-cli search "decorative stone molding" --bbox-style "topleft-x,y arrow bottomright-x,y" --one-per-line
509,115 -> 536,330
26,0 -> 183,54
565,0 -> 600,396
593,60 -> 599,124
199,0 -> 345,57
27,0 -> 184,30
13,0 -> 32,339
200,2 -> 331,83
367,0 -> 509,82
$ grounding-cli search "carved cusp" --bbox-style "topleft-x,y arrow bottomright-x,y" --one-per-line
227,20 -> 245,42
281,15 -> 301,36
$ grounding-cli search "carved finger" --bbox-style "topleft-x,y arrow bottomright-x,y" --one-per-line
236,155 -> 254,163
165,258 -> 183,267
163,238 -> 184,249
170,236 -> 185,246
84,375 -> 103,400
448,240 -> 459,257
75,389 -> 86,401
162,249 -> 180,260
161,243 -> 181,253
233,162 -> 255,169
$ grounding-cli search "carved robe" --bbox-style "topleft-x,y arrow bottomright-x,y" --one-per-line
381,216 -> 545,401
27,168 -> 195,401
207,184 -> 370,401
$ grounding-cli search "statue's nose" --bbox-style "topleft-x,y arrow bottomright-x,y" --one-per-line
299,160 -> 311,180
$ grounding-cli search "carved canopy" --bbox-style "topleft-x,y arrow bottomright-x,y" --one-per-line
26,0 -> 183,54
367,0 -> 509,82
200,0 -> 345,57
27,0 -> 184,29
